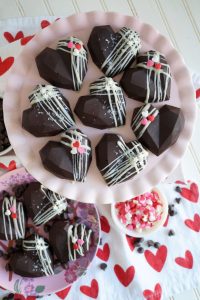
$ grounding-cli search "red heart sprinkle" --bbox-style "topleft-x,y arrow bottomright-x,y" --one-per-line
11,213 -> 17,219
155,63 -> 161,70
73,243 -> 79,250
72,141 -> 80,148
147,115 -> 155,122
75,43 -> 82,50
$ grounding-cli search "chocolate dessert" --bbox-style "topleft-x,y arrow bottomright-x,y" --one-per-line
88,25 -> 141,77
40,129 -> 92,182
120,50 -> 171,103
95,133 -> 148,186
75,77 -> 126,129
9,234 -> 54,277
23,182 -> 68,226
0,98 -> 11,153
22,84 -> 75,137
0,196 -> 25,240
49,221 -> 93,263
36,37 -> 88,91
131,104 -> 185,155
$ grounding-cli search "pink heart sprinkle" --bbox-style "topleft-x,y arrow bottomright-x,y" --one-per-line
77,239 -> 84,245
147,60 -> 154,67
78,147 -> 85,154
67,41 -> 74,48
9,205 -> 16,213
140,118 -> 148,126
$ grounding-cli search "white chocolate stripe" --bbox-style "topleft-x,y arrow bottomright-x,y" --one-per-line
101,138 -> 148,186
23,235 -> 54,276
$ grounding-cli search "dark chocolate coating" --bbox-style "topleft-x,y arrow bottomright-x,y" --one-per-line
0,98 -> 11,152
88,26 -> 140,77
9,235 -> 53,277
35,44 -> 88,91
95,133 -> 148,186
132,105 -> 185,156
49,221 -> 91,264
22,86 -> 75,137
120,50 -> 171,103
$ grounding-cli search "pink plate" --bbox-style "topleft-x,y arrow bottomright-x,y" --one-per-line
3,11 -> 196,204
0,168 -> 100,295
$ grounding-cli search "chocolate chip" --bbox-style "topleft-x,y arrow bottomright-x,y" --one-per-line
100,263 -> 107,270
137,247 -> 144,253
147,240 -> 154,247
168,229 -> 175,236
154,242 -> 161,249
134,237 -> 144,245
175,197 -> 181,204
169,209 -> 177,216
175,186 -> 181,193
99,238 -> 103,245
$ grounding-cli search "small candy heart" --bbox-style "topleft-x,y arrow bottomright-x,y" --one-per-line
152,54 -> 160,63
75,43 -> 82,50
154,63 -> 161,70
5,210 -> 11,216
147,60 -> 154,67
73,243 -> 79,250
11,212 -> 17,219
67,41 -> 74,48
142,110 -> 148,118
147,115 -> 155,122
72,141 -> 80,148
77,239 -> 84,245
10,205 -> 16,213
71,148 -> 77,155
78,147 -> 85,154
140,118 -> 148,126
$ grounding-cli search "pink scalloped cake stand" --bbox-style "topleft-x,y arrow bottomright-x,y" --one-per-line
3,11 -> 196,204
0,168 -> 100,295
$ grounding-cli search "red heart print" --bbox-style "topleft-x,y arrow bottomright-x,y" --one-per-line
175,180 -> 186,185
72,140 -> 80,148
56,286 -> 71,299
143,283 -> 162,300
21,35 -> 34,46
196,88 -> 200,99
163,214 -> 169,227
0,56 -> 14,76
96,243 -> 110,261
155,63 -> 161,70
126,235 -> 136,251
181,182 -> 199,203
41,20 -> 51,29
114,265 -> 135,287
175,250 -> 193,269
144,245 -> 167,272
4,31 -> 24,43
0,160 -> 17,171
185,214 -> 200,232
80,279 -> 99,299
100,215 -> 110,233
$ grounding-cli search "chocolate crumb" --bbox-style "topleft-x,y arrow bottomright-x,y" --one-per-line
137,247 -> 144,254
168,229 -> 175,236
175,197 -> 181,204
100,263 -> 107,270
154,242 -> 161,249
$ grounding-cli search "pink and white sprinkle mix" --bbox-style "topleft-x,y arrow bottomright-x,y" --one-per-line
115,191 -> 163,233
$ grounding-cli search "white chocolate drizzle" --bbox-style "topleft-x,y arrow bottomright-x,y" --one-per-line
32,185 -> 68,226
134,51 -> 171,103
60,129 -> 91,182
57,37 -> 88,91
132,104 -> 159,139
90,77 -> 126,127
29,84 -> 75,130
101,137 -> 148,186
23,235 -> 54,276
2,196 -> 25,240
65,223 -> 92,261
101,27 -> 141,77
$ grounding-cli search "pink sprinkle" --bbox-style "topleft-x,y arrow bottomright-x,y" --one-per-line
78,147 -> 86,154
67,41 -> 74,48
140,118 -> 148,126
77,239 -> 84,245
147,60 -> 154,67
9,205 -> 16,213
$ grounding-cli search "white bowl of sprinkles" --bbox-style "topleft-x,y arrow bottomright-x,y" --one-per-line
111,187 -> 168,237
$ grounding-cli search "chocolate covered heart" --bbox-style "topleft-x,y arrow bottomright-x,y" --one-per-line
36,37 -> 88,91
9,234 -> 54,277
95,133 -> 148,186
75,77 -> 126,129
120,50 -> 171,103
23,182 -> 68,226
0,196 -> 26,240
40,129 -> 92,182
22,84 -> 75,137
131,104 -> 185,156
49,221 -> 93,263
88,26 -> 141,77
